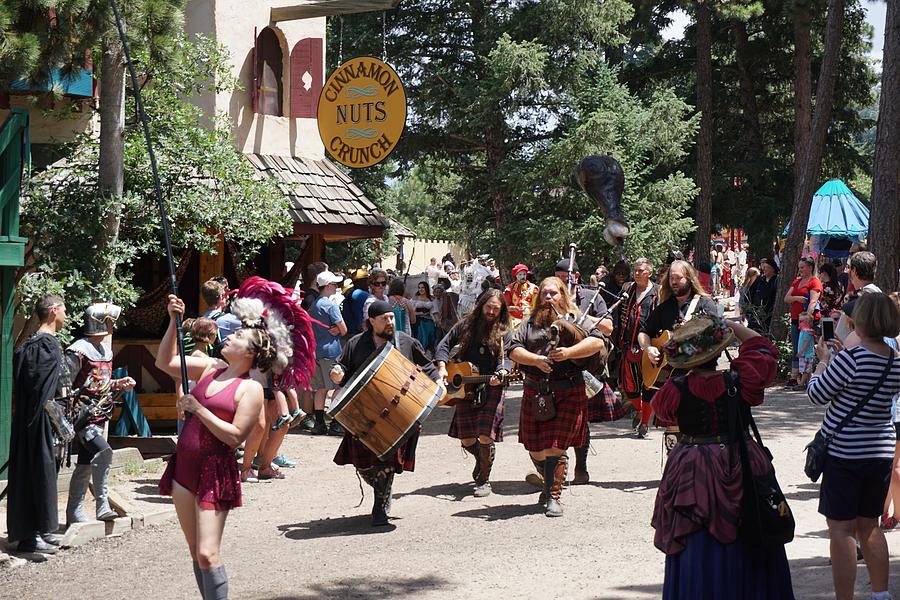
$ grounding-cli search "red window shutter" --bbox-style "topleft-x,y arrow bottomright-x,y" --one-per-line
290,37 -> 323,118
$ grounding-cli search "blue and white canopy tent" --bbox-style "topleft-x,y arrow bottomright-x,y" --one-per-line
783,179 -> 869,258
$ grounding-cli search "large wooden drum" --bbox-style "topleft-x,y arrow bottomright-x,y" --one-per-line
328,343 -> 444,460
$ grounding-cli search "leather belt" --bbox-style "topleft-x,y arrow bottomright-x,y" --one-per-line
523,376 -> 581,392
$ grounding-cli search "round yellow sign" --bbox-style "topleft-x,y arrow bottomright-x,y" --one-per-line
318,56 -> 407,169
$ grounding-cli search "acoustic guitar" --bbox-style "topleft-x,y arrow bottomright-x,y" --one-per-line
440,361 -> 523,407
641,330 -> 671,389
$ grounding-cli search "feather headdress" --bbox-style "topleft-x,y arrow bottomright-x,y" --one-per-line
234,276 -> 316,390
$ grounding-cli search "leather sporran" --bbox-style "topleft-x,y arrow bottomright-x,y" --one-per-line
533,393 -> 556,422
803,430 -> 829,483
471,385 -> 487,410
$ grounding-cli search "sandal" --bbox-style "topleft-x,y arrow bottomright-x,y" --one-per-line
241,468 -> 259,483
258,467 -> 285,480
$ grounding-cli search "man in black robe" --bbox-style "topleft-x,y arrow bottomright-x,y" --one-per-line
8,295 -> 69,554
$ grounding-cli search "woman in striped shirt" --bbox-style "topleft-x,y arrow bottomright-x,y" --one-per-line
808,292 -> 900,600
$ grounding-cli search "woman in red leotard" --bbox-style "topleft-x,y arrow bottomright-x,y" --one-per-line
156,294 -> 273,600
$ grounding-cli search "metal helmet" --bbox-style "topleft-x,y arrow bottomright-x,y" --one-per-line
83,303 -> 122,336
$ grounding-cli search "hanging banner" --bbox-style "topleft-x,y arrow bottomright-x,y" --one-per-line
318,56 -> 406,169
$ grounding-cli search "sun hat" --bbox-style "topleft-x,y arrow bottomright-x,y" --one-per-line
662,313 -> 734,369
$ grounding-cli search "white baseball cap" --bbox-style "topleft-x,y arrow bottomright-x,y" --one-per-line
316,270 -> 343,286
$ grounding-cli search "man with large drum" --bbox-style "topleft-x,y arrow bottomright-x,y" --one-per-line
508,277 -> 606,517
329,300 -> 439,527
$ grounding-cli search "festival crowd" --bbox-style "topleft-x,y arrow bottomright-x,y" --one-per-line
6,243 -> 900,600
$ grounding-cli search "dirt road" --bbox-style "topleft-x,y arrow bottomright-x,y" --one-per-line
3,386 -> 900,599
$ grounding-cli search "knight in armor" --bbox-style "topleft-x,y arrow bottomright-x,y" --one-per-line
7,295 -> 69,554
65,303 -> 136,525
329,300 -> 439,527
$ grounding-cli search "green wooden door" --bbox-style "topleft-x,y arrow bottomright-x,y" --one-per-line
0,109 -> 29,479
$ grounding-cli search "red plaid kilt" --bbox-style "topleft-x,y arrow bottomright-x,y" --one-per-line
518,383 -> 588,452
448,384 -> 505,441
333,429 -> 418,473
588,382 -> 628,423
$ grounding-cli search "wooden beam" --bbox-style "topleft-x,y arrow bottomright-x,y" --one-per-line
271,0 -> 400,21
0,242 -> 24,267
292,222 -> 385,239
269,238 -> 286,281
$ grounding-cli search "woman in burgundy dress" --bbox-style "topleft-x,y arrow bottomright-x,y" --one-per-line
651,314 -> 794,599
156,295 -> 273,600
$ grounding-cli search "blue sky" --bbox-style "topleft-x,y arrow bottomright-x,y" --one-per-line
663,1 -> 887,63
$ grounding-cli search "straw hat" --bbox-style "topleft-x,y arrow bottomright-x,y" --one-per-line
663,314 -> 734,369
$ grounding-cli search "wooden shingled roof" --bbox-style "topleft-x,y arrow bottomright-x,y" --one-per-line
245,153 -> 390,240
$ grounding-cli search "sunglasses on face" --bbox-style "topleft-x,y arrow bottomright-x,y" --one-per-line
372,281 -> 387,287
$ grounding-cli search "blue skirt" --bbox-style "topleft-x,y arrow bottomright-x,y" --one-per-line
663,531 -> 794,600
416,317 -> 436,350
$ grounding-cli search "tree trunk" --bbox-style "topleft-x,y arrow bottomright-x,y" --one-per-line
772,0 -> 845,340
792,1 -> 812,188
98,34 -> 126,279
693,0 -> 714,267
732,20 -> 765,158
870,0 -> 900,293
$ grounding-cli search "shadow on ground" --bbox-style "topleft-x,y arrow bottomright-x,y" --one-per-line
451,502 -> 542,521
277,515 -> 398,539
590,581 -> 664,599
261,575 -> 453,600
395,480 -> 537,502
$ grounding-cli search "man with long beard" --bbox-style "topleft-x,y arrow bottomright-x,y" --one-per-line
329,301 -> 438,527
637,260 -> 718,443
435,289 -> 513,497
509,277 -> 606,517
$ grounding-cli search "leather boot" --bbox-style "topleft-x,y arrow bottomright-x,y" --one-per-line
91,447 -> 118,521
527,455 -> 545,492
66,463 -> 92,526
544,454 -> 567,517
463,443 -> 479,482
573,432 -> 590,485
361,466 -> 394,527
474,441 -> 495,497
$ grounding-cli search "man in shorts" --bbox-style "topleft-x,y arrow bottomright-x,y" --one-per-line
308,270 -> 347,435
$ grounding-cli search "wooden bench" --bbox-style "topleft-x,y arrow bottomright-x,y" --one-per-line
113,392 -> 177,424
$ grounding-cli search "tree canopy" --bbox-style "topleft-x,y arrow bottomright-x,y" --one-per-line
17,35 -> 291,339
333,0 -> 879,277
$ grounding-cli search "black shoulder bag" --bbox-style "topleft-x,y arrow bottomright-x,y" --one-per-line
726,370 -> 795,548
804,349 -> 895,482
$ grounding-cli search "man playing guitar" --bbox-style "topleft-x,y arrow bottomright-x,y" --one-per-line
435,289 -> 513,498
637,261 -> 718,440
